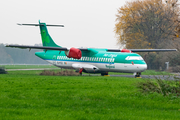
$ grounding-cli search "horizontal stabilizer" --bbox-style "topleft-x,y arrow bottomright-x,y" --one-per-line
17,23 -> 64,27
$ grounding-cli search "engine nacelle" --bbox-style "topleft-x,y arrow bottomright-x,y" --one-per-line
65,47 -> 82,59
121,49 -> 132,53
72,64 -> 99,73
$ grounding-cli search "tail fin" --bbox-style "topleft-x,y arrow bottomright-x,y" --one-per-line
38,20 -> 61,47
17,20 -> 64,47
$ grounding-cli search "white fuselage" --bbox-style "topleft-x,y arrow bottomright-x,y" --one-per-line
45,57 -> 147,73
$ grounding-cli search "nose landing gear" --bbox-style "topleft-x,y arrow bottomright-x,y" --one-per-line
101,72 -> 109,76
134,72 -> 141,78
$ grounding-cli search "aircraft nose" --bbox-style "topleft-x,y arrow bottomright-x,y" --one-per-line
142,64 -> 147,71
137,64 -> 147,72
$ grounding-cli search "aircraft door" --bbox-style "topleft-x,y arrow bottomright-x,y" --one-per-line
108,58 -> 112,65
109,58 -> 115,65
106,58 -> 115,70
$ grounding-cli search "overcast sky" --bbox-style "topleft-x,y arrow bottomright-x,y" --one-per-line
0,0 -> 128,49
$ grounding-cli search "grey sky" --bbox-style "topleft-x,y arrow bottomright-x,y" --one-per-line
0,0 -> 128,48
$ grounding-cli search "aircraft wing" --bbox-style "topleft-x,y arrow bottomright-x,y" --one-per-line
6,44 -> 90,51
6,45 -> 69,51
107,49 -> 177,52
6,45 -> 177,52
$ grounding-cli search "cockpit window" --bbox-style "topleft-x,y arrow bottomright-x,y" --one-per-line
125,56 -> 143,60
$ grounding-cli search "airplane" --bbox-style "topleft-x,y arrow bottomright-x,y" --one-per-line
6,20 -> 177,78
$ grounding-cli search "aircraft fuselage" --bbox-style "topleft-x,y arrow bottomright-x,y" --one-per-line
35,50 -> 147,73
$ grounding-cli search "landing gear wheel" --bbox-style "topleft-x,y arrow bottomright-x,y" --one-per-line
101,72 -> 108,76
135,72 -> 141,78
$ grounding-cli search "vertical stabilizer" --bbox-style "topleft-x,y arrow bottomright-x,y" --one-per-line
39,20 -> 61,47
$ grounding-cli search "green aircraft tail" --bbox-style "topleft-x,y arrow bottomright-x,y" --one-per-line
38,20 -> 64,47
17,20 -> 64,47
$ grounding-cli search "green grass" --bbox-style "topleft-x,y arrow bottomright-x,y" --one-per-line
0,71 -> 179,120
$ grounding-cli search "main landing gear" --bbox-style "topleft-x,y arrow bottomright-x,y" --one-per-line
101,72 -> 109,76
134,72 -> 141,78
79,68 -> 83,75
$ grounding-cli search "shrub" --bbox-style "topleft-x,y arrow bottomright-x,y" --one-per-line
136,76 -> 180,97
40,70 -> 79,76
169,66 -> 180,72
0,66 -> 7,74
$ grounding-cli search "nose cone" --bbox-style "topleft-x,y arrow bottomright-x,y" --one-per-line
141,64 -> 147,71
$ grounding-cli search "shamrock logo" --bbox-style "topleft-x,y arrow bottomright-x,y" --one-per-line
41,30 -> 50,46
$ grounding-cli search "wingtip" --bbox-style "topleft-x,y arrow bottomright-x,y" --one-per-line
17,23 -> 22,26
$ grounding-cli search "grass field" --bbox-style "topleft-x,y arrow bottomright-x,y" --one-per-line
0,70 -> 179,120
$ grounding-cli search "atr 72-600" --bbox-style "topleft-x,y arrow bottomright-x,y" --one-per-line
6,21 -> 177,78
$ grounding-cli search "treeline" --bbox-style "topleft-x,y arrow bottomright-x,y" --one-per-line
0,44 -> 47,64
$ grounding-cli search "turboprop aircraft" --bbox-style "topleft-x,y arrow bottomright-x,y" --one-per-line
6,21 -> 177,78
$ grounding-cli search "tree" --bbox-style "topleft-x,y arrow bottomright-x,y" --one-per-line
0,43 -> 48,64
0,44 -> 14,64
115,0 -> 180,49
115,0 -> 180,70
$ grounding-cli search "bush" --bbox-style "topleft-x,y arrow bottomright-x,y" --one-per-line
40,70 -> 79,76
136,76 -> 180,97
0,66 -> 7,74
169,66 -> 180,72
